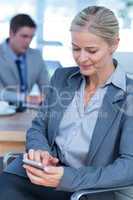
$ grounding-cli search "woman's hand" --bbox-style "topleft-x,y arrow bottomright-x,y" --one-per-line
23,149 -> 63,187
23,164 -> 64,187
27,149 -> 59,166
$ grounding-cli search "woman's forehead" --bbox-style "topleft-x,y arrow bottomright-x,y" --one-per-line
71,31 -> 104,42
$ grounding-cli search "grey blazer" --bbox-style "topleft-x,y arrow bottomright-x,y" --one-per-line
0,40 -> 49,103
5,67 -> 133,200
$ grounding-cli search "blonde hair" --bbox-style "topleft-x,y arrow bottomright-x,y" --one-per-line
70,6 -> 119,44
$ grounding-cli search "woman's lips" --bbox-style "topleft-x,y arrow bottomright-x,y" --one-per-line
80,64 -> 93,70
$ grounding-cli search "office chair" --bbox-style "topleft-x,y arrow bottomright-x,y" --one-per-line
70,186 -> 133,200
44,60 -> 62,77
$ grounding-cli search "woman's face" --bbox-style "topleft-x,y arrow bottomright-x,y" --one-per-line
71,31 -> 118,77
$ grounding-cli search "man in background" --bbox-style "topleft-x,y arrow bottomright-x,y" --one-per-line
0,14 -> 49,111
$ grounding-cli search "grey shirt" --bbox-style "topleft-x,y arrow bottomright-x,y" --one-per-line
55,65 -> 126,168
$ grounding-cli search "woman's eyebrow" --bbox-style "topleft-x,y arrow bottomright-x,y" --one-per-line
72,43 -> 80,47
72,43 -> 98,49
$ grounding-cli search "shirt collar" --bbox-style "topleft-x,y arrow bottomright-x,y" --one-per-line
103,64 -> 126,92
3,38 -> 25,62
68,60 -> 126,92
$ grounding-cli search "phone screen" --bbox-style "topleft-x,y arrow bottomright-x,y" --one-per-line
23,154 -> 44,170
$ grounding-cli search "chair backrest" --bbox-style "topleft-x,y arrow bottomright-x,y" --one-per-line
3,152 -> 21,169
44,60 -> 62,77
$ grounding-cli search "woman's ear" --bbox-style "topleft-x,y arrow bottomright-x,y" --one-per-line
110,36 -> 120,54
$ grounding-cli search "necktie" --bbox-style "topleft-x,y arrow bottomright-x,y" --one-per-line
15,59 -> 26,112
15,59 -> 25,92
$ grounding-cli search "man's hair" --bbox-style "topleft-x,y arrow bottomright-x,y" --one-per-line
10,14 -> 37,33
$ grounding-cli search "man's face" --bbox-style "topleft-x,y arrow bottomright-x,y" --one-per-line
9,26 -> 36,55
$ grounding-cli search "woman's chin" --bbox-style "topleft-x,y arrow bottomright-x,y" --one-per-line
80,68 -> 96,77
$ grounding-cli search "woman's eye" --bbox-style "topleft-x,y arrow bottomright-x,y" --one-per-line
89,51 -> 97,54
86,49 -> 97,54
72,47 -> 97,53
85,48 -> 98,54
72,48 -> 81,51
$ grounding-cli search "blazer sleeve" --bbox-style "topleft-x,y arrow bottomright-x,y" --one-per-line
57,96 -> 133,192
26,69 -> 57,153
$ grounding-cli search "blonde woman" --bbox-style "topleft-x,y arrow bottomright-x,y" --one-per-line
1,6 -> 133,200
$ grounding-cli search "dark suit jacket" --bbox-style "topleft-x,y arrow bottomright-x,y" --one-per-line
5,66 -> 133,200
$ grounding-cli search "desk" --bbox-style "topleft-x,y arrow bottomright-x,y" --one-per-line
0,110 -> 37,156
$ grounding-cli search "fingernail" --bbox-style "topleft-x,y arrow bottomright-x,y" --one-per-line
44,166 -> 49,172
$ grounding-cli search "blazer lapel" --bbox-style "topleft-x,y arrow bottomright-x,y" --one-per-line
0,43 -> 19,82
7,60 -> 19,82
87,84 -> 126,163
49,70 -> 83,145
25,50 -> 33,90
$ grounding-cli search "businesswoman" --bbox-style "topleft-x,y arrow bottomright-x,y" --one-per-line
0,5 -> 133,200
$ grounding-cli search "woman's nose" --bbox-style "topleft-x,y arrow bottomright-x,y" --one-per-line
78,49 -> 89,63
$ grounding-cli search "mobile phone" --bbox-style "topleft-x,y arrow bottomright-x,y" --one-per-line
23,154 -> 44,170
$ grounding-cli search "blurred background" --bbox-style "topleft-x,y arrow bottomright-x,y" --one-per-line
0,0 -> 133,75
